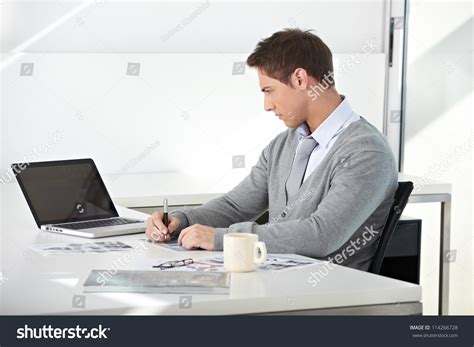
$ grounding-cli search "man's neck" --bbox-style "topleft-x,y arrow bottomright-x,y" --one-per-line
305,90 -> 342,133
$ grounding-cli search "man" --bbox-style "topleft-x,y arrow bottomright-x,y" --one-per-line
146,29 -> 398,270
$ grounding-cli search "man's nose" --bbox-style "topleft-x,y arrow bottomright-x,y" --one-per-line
264,102 -> 275,112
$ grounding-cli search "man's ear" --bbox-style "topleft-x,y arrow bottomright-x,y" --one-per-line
291,68 -> 309,90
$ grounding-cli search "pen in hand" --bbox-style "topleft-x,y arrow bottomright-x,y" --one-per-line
149,198 -> 170,243
163,198 -> 168,226
162,198 -> 169,240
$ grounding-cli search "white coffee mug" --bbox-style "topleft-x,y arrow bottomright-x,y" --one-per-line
223,233 -> 267,272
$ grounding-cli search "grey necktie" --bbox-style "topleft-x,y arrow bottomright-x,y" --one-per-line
286,137 -> 318,201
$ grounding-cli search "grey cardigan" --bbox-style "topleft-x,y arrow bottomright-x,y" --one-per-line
172,118 -> 398,270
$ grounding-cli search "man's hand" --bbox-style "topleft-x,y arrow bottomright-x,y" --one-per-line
177,224 -> 217,250
145,211 -> 180,242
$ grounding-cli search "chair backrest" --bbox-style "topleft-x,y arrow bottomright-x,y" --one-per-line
368,181 -> 414,274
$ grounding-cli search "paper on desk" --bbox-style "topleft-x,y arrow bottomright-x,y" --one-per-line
30,241 -> 133,255
139,238 -> 203,252
154,254 -> 317,272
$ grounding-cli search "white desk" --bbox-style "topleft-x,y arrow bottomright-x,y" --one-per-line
0,183 -> 421,315
104,172 -> 451,315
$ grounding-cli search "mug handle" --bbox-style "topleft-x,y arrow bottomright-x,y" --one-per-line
254,241 -> 267,265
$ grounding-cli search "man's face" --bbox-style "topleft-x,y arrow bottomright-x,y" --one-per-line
257,69 -> 308,128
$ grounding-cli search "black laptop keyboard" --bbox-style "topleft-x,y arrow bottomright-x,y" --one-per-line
52,218 -> 143,230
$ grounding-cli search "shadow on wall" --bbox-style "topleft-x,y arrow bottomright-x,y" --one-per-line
406,17 -> 473,140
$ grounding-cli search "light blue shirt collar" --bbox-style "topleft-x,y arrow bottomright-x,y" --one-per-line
297,95 -> 354,148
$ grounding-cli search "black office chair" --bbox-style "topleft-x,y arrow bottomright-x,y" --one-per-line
368,181 -> 414,274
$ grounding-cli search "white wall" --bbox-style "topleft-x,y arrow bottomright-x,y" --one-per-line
0,1 -> 386,54
403,0 -> 473,314
0,52 -> 386,185
1,0 -> 388,187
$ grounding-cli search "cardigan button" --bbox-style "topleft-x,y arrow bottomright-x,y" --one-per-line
281,212 -> 287,217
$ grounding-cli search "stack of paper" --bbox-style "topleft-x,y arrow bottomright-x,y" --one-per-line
83,270 -> 231,294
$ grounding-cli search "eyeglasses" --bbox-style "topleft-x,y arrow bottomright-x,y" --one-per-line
152,258 -> 194,270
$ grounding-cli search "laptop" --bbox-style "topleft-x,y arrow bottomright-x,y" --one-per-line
12,158 -> 147,238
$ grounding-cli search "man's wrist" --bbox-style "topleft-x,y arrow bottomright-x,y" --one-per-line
169,211 -> 190,239
213,228 -> 228,251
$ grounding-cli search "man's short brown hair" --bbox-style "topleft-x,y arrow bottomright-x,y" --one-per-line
247,28 -> 334,86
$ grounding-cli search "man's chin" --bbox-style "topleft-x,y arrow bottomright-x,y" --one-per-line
283,120 -> 303,129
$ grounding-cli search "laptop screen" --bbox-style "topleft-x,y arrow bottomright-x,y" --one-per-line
12,159 -> 118,226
